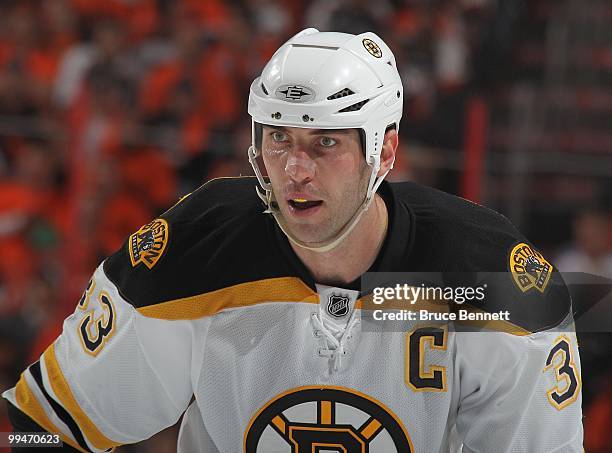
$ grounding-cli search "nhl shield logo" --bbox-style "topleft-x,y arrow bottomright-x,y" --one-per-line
327,294 -> 350,318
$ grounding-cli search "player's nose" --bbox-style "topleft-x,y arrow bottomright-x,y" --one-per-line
285,150 -> 316,183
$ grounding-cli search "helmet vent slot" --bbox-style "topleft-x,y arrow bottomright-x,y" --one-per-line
338,99 -> 369,113
292,44 -> 339,51
261,83 -> 269,95
327,88 -> 355,100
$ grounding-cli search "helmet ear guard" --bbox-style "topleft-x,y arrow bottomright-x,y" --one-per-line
247,28 -> 403,252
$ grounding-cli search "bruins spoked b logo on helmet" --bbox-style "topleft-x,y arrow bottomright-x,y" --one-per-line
244,386 -> 413,452
362,38 -> 382,58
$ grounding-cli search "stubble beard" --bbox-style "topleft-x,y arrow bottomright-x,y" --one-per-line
282,164 -> 371,246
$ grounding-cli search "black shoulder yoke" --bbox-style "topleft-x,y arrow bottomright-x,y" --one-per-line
389,182 -> 571,333
103,177 -> 296,308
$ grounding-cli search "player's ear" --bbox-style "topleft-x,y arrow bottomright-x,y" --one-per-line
377,128 -> 399,177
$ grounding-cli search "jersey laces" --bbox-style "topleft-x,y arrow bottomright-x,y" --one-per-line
310,308 -> 360,372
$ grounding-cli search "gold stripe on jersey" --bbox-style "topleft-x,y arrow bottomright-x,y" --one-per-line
15,374 -> 87,452
360,418 -> 382,440
137,277 -> 319,320
271,415 -> 286,434
43,343 -> 119,450
320,401 -> 332,424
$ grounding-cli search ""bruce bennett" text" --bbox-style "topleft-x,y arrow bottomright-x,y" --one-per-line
372,309 -> 510,322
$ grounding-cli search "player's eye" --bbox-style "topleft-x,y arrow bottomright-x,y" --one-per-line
271,131 -> 288,142
318,136 -> 337,147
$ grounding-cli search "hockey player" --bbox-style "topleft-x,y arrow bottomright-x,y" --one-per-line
3,29 -> 582,452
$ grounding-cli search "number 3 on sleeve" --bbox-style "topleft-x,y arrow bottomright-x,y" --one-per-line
543,335 -> 581,410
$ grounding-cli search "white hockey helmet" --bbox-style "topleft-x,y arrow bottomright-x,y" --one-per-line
247,28 -> 403,252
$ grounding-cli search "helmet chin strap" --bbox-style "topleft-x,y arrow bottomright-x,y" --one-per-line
248,145 -> 390,253
255,184 -> 374,253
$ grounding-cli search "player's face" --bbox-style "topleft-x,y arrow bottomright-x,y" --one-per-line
261,126 -> 369,245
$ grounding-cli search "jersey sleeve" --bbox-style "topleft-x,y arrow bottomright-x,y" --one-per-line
2,263 -> 207,452
454,319 -> 583,452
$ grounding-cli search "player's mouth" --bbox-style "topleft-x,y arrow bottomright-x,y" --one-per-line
287,198 -> 323,215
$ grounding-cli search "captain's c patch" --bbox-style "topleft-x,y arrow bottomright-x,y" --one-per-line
128,218 -> 169,269
509,242 -> 552,293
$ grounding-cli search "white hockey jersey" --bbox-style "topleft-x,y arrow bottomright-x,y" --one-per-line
3,177 -> 583,452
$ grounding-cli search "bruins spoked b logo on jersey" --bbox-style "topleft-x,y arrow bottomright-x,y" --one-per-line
509,242 -> 552,293
244,386 -> 413,452
128,218 -> 169,269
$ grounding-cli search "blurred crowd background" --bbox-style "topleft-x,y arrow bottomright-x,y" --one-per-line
0,0 -> 611,451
